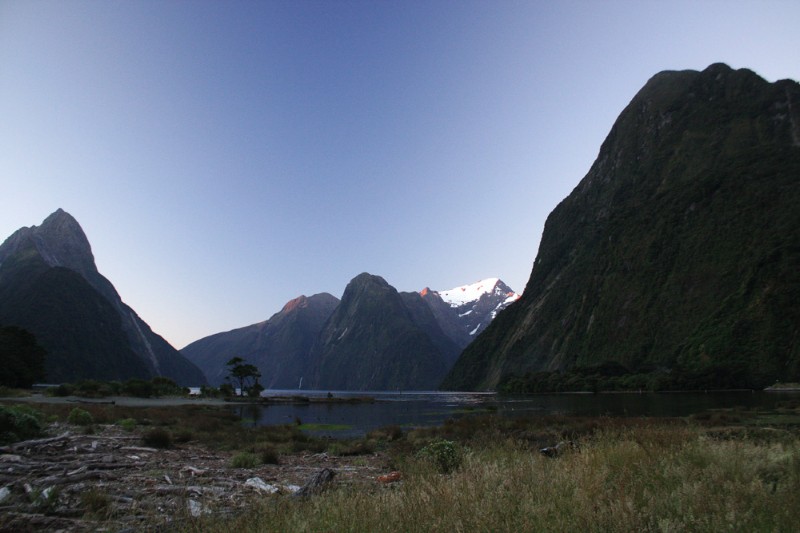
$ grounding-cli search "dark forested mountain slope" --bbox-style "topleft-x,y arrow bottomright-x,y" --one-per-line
443,64 -> 800,391
0,209 -> 206,385
181,293 -> 339,387
308,273 -> 460,390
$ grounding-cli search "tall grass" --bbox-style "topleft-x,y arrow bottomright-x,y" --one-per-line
187,424 -> 800,532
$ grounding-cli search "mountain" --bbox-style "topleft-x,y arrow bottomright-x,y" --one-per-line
0,209 -> 206,385
307,273 -> 461,390
182,274 -> 518,390
181,293 -> 339,387
442,63 -> 800,391
421,278 -> 520,346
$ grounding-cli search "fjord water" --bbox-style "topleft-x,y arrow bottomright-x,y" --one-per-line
231,390 -> 800,438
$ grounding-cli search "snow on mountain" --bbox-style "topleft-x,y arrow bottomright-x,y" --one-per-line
438,278 -> 520,309
424,278 -> 521,339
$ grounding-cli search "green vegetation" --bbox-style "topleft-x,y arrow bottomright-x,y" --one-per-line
142,428 -> 173,449
67,407 -> 94,426
0,326 -> 46,388
178,412 -> 800,532
46,376 -> 188,398
230,451 -> 260,468
296,423 -> 352,432
445,64 -> 800,392
0,404 -> 44,444
226,357 -> 263,397
3,398 -> 800,530
416,438 -> 462,473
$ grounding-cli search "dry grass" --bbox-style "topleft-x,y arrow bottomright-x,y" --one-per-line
186,422 -> 800,532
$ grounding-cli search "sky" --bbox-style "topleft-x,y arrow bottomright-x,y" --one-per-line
1,1 -> 799,349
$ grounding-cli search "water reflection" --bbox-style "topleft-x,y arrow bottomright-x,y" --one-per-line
229,390 -> 800,438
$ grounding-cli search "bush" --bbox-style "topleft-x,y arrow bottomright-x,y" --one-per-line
50,383 -> 74,397
417,439 -> 462,474
117,418 -> 137,431
67,407 -> 94,426
259,445 -> 280,465
142,428 -> 172,449
174,429 -> 193,443
123,379 -> 155,398
230,451 -> 260,468
0,405 -> 43,444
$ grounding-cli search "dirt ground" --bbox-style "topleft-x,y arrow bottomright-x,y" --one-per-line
0,422 -> 393,532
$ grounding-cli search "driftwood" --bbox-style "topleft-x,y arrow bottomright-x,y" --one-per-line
0,431 -> 71,453
539,441 -> 578,458
293,468 -> 336,497
0,422 -> 383,531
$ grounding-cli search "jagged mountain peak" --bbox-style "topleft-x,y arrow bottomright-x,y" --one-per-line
420,278 -> 520,342
435,278 -> 519,308
0,208 -> 95,278
0,209 -> 207,385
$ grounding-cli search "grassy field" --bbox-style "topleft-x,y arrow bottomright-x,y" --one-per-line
3,396 -> 800,531
186,417 -> 799,532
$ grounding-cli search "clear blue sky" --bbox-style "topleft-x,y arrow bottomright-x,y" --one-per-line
2,1 -> 798,349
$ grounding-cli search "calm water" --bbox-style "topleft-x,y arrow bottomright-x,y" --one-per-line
226,389 -> 800,438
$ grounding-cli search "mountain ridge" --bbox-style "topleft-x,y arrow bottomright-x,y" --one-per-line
442,63 -> 800,391
0,209 -> 206,385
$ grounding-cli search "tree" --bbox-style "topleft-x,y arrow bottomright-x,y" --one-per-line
0,326 -> 46,388
225,357 -> 262,397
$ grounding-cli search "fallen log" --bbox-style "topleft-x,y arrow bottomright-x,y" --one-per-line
0,432 -> 71,453
293,468 -> 336,497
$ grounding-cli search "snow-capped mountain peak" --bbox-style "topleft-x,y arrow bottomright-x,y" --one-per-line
421,278 -> 521,340
437,278 -> 519,308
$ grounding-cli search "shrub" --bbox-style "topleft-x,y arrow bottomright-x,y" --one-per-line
67,407 -> 94,426
142,428 -> 172,449
117,418 -> 137,431
50,383 -> 74,397
123,379 -> 155,398
259,445 -> 280,465
81,488 -> 111,517
0,405 -> 43,444
230,451 -> 260,468
174,429 -> 193,443
417,439 -> 462,474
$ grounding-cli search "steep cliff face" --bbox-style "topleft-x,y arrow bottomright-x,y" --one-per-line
308,273 -> 459,390
181,293 -> 340,387
443,64 -> 800,391
0,209 -> 206,385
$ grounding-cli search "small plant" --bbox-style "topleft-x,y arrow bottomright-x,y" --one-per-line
67,407 -> 94,426
142,428 -> 172,449
230,451 -> 259,468
417,439 -> 462,474
259,445 -> 280,465
81,487 -> 111,517
117,418 -> 137,431
174,429 -> 193,443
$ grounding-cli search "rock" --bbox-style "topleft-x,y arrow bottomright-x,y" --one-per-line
0,486 -> 10,503
187,499 -> 209,517
244,477 -> 279,494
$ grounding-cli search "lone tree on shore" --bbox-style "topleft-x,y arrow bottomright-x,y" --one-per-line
225,357 -> 263,397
